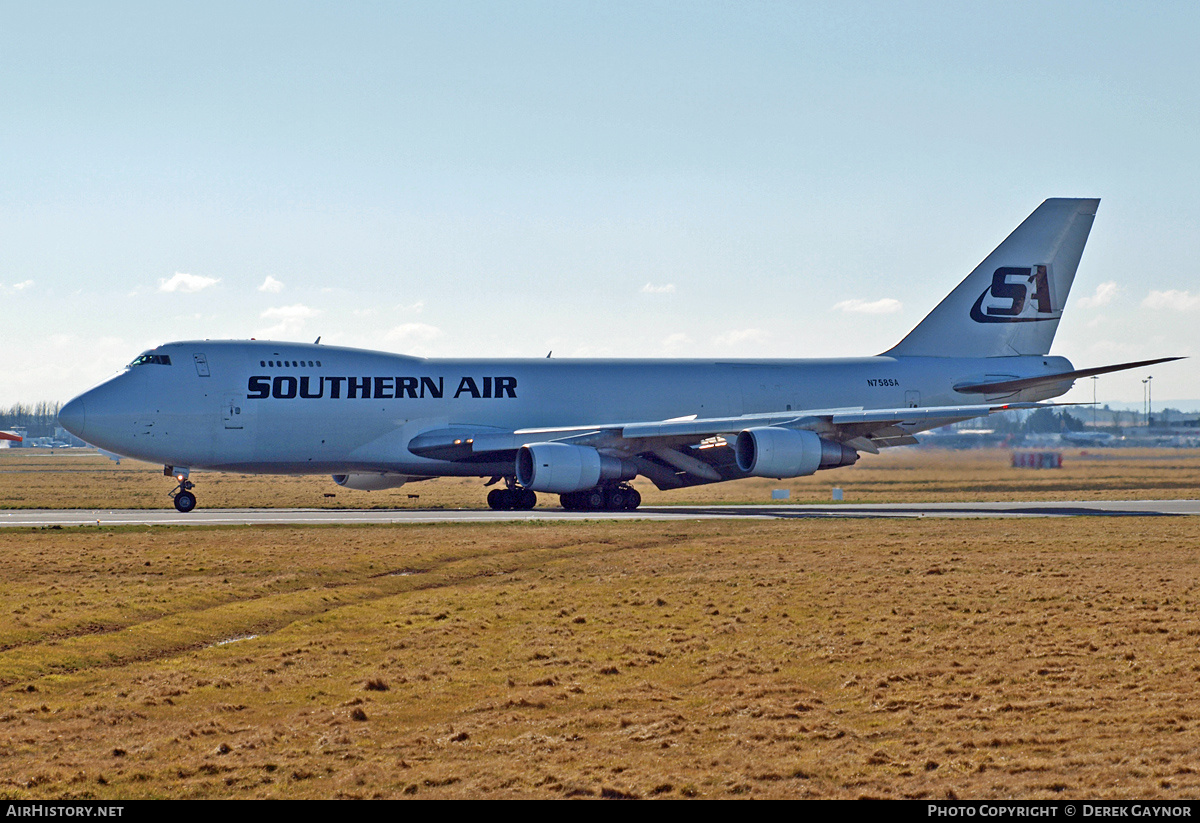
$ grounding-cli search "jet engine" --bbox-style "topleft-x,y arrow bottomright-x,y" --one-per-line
735,427 -> 858,478
516,443 -> 637,493
331,473 -> 411,491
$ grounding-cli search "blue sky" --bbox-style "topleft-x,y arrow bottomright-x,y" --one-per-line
2,1 -> 1197,407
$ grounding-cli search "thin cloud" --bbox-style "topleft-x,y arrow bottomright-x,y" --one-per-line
0,280 -> 33,294
715,328 -> 769,347
662,332 -> 693,350
384,323 -> 443,344
1077,281 -> 1118,308
158,272 -> 219,293
258,275 -> 284,293
258,304 -> 322,338
261,304 -> 320,321
833,297 -> 902,315
1142,289 -> 1200,311
384,323 -> 444,355
641,283 -> 676,294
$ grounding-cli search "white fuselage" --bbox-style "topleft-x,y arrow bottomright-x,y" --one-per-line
59,340 -> 1073,477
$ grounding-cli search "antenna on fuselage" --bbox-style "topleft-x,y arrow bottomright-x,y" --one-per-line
314,336 -> 321,344
546,350 -> 552,358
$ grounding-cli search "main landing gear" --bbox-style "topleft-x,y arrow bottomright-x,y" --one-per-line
166,466 -> 197,513
487,480 -> 537,511
484,480 -> 642,511
559,484 -> 641,512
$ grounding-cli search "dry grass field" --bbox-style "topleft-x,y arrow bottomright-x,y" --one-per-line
1,447 -> 1199,799
3,446 -> 1200,509
2,517 -> 1200,800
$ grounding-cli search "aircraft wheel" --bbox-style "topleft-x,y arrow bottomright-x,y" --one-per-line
516,489 -> 537,510
174,490 -> 197,513
583,488 -> 606,510
605,486 -> 627,510
559,492 -> 580,511
487,489 -> 511,510
625,488 -> 641,510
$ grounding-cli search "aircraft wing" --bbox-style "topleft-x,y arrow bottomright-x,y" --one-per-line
0,431 -> 21,443
408,400 -> 1039,489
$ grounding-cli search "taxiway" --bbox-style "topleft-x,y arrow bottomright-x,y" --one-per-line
1,499 -> 1197,527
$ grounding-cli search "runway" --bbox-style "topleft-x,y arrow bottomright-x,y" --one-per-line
2,499 -> 1198,527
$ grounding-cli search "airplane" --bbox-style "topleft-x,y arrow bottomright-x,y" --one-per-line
57,198 -> 1180,513
1060,430 -> 1118,446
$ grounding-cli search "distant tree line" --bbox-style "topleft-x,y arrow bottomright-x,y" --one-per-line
0,402 -> 62,438
990,407 -> 1086,434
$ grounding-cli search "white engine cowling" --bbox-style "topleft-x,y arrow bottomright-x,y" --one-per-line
516,443 -> 637,493
331,473 -> 410,491
735,427 -> 858,478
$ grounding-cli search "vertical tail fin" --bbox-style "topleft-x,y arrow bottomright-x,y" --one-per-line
885,198 -> 1099,358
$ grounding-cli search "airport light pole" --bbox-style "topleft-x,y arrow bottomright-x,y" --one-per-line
1142,376 -> 1152,429
1092,375 -> 1098,428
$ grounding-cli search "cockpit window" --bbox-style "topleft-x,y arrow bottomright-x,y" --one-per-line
128,353 -> 172,367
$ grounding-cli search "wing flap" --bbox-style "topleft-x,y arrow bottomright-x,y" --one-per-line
617,402 -> 1037,442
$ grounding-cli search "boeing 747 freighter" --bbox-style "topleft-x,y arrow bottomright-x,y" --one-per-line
58,198 -> 1179,512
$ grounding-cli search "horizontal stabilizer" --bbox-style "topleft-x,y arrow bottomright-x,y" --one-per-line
953,357 -> 1184,395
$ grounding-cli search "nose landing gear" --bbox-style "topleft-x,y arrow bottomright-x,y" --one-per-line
165,466 -> 197,513
172,484 -> 197,513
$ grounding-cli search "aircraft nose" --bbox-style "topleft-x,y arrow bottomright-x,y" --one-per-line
58,396 -> 86,439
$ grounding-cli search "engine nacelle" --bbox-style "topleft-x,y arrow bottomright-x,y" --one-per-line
735,427 -> 859,478
516,443 -> 637,493
331,473 -> 410,491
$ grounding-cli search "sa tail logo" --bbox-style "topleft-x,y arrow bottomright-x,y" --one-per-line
970,265 -> 1058,323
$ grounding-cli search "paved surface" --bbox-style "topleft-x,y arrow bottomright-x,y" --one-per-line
2,499 -> 1198,527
